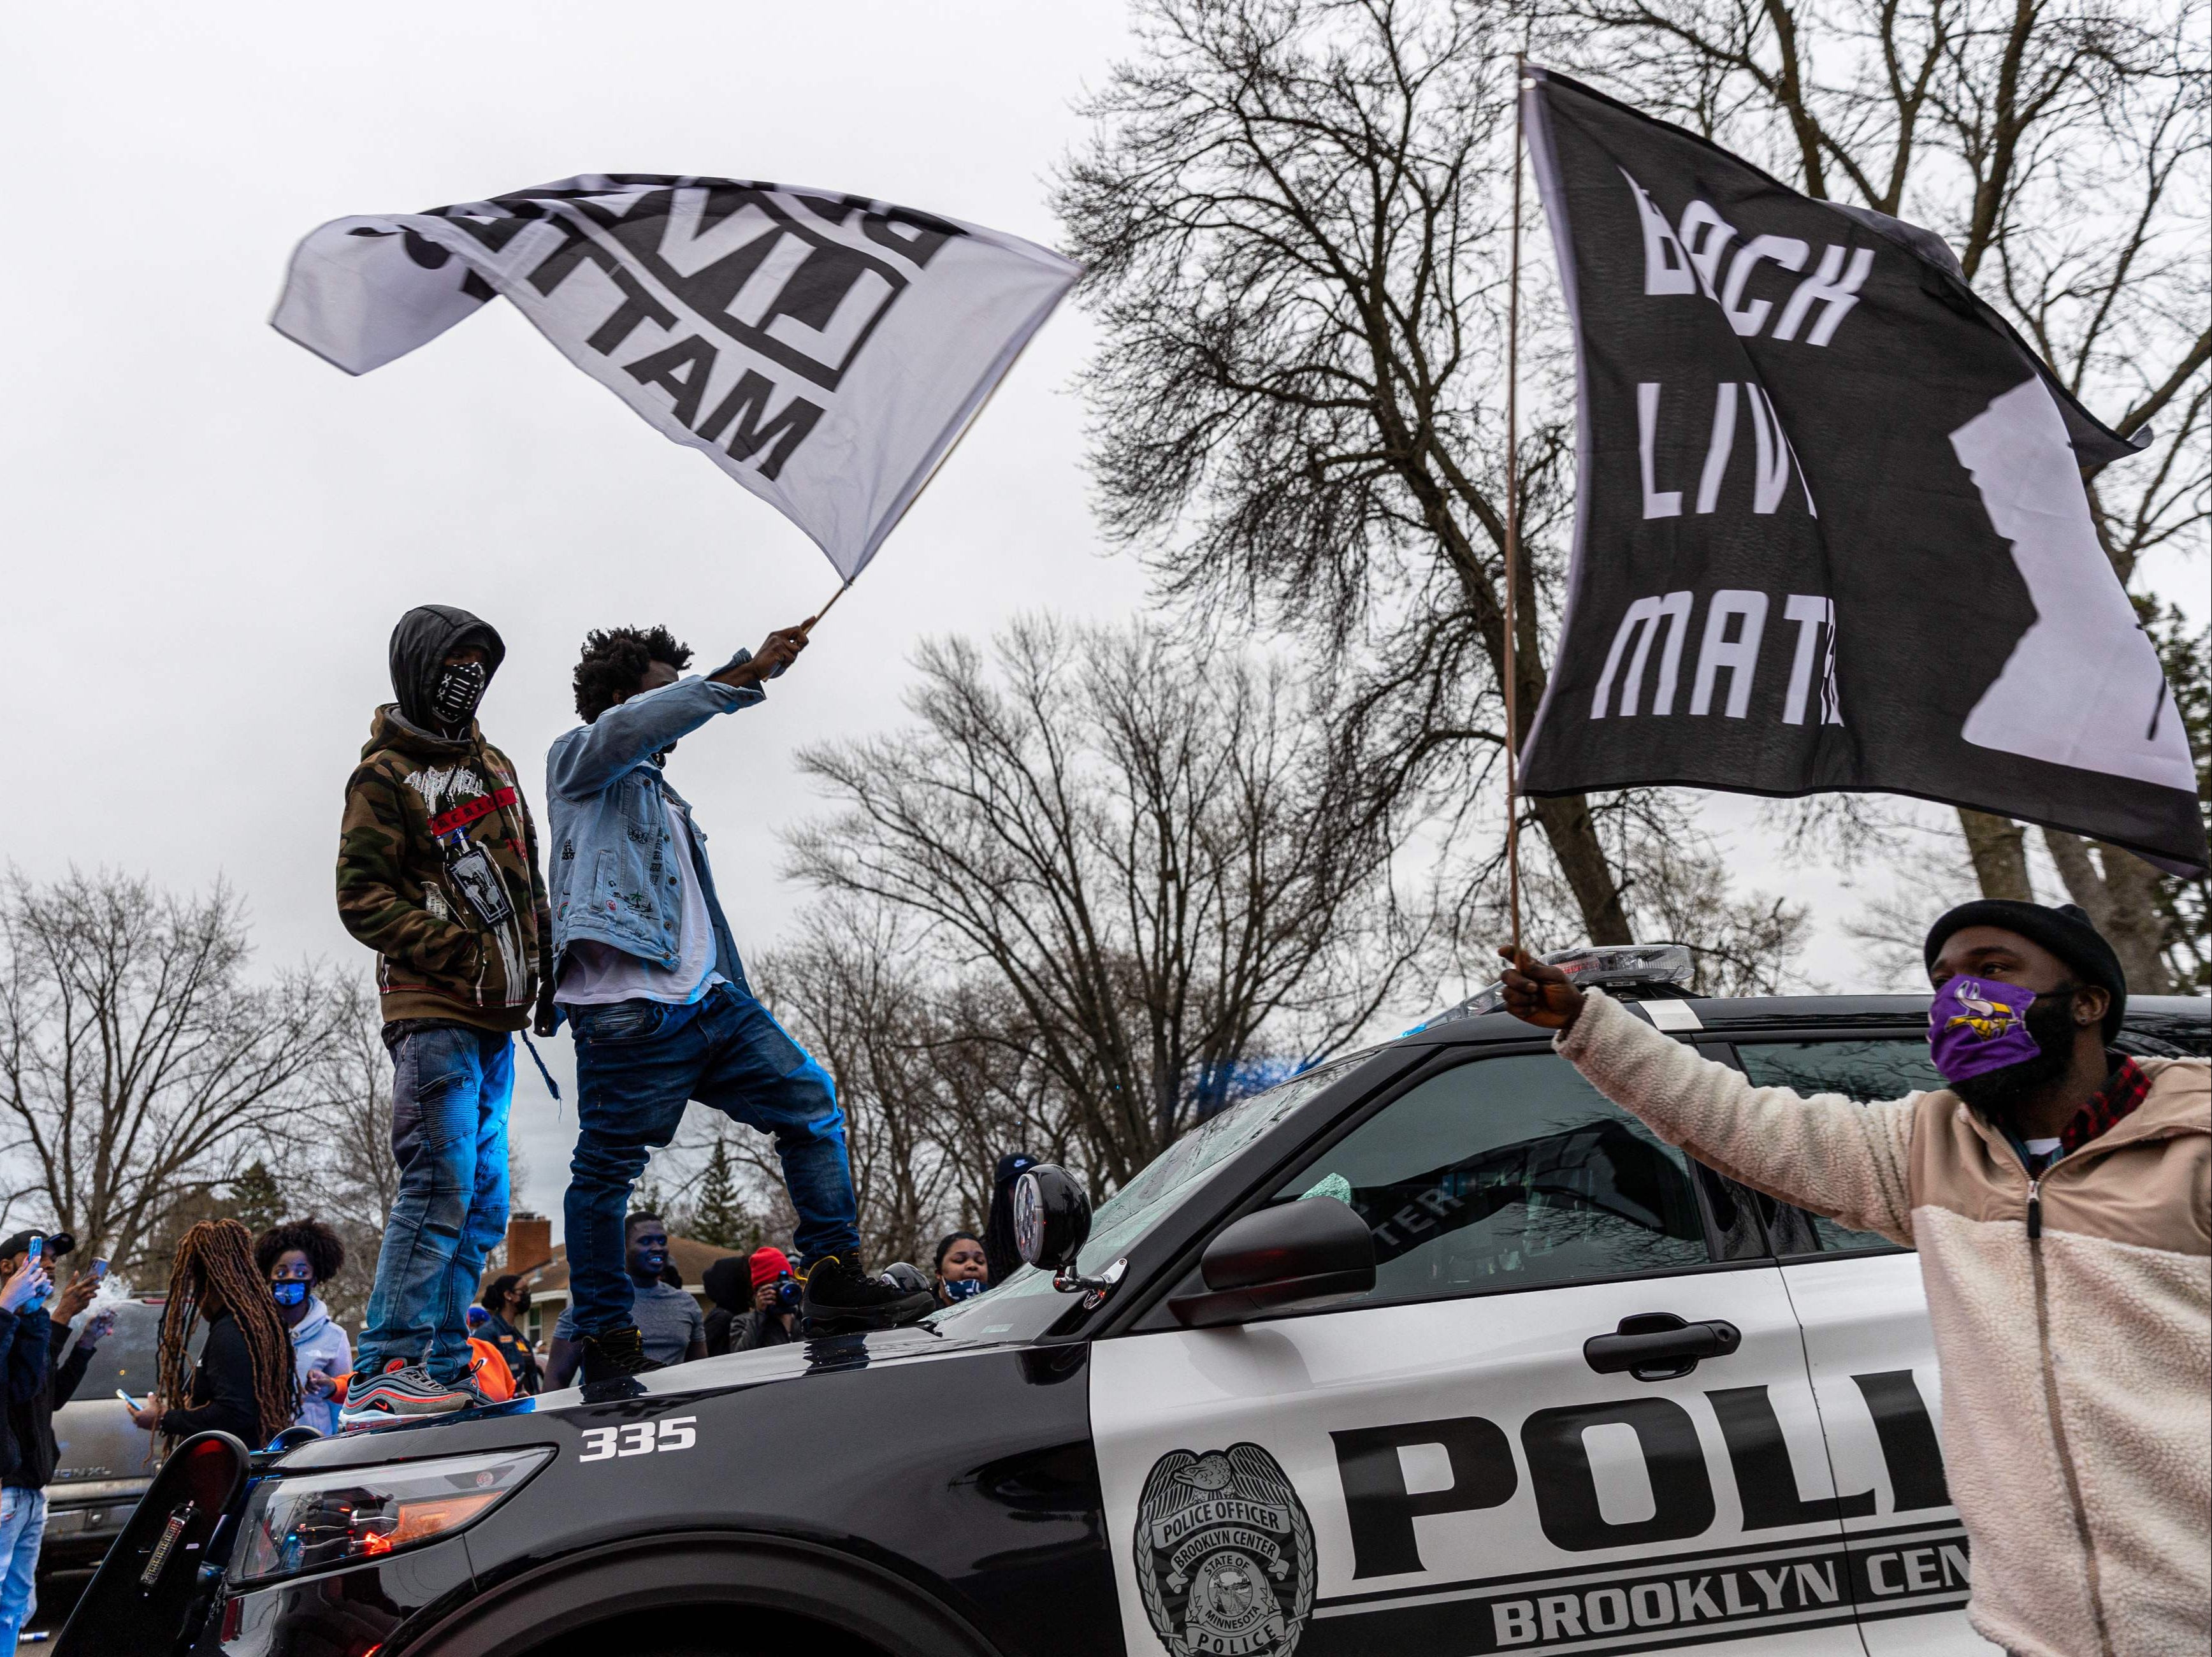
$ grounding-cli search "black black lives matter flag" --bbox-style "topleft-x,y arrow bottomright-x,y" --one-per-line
1517,70 -> 2207,875
273,176 -> 1080,581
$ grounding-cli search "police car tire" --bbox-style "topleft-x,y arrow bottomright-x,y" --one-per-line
414,1534 -> 992,1657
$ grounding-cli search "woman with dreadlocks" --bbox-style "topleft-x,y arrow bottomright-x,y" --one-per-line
128,1219 -> 298,1450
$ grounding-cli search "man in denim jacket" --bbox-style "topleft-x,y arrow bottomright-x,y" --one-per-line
544,622 -> 930,1382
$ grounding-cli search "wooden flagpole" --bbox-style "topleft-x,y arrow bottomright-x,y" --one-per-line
799,577 -> 853,637
1503,54 -> 1528,952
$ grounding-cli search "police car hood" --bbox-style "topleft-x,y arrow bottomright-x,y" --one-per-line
279,1324 -> 977,1472
605,1322 -> 969,1395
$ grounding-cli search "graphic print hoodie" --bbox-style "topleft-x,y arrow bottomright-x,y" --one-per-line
336,605 -> 552,1029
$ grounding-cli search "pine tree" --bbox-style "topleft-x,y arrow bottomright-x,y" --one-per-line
629,1173 -> 672,1230
691,1136 -> 755,1252
225,1160 -> 285,1238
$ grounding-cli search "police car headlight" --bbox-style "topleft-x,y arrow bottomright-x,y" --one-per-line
230,1447 -> 552,1584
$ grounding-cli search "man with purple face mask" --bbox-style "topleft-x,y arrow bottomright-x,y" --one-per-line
1498,901 -> 2208,1657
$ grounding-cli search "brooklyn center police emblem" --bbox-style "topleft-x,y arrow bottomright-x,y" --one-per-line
1136,1442 -> 1315,1657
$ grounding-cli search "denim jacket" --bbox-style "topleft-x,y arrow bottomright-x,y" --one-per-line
544,666 -> 763,996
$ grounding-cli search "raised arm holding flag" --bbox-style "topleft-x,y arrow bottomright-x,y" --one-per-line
1492,65 -> 2208,1657
277,173 -> 1081,1374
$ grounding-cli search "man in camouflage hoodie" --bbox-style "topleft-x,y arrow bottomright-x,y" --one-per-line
335,604 -> 553,1423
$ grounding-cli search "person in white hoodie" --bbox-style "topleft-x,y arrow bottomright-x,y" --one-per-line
255,1219 -> 355,1437
1500,899 -> 2209,1657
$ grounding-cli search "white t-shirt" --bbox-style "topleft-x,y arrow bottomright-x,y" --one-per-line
556,797 -> 723,1008
2024,1136 -> 2063,1162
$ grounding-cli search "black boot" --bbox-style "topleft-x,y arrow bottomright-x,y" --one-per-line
580,1326 -> 663,1384
801,1254 -> 937,1329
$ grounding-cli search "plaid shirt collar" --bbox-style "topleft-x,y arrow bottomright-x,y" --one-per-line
2055,1053 -> 2151,1159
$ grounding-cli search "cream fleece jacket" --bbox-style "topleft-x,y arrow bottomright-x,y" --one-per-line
1554,990 -> 2210,1657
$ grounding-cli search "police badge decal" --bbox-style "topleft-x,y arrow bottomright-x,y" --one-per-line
1136,1443 -> 1316,1657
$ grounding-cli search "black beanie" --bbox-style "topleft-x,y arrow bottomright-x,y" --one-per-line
1923,900 -> 2127,1043
0,1231 -> 72,1260
700,1255 -> 749,1311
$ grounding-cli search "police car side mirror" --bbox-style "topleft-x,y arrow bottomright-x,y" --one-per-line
1167,1196 -> 1375,1329
1014,1164 -> 1092,1272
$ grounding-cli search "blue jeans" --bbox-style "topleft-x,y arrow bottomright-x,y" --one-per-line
0,1487 -> 44,1650
565,983 -> 855,1338
359,1022 -> 514,1382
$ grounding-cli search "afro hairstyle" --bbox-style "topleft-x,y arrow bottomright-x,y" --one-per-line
573,625 -> 694,723
254,1217 -> 346,1285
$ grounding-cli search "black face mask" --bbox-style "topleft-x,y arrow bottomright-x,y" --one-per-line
1950,983 -> 2084,1122
430,660 -> 489,730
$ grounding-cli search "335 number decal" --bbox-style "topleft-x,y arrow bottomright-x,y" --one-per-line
578,1416 -> 697,1462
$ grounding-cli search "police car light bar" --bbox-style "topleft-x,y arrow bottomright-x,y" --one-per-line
1417,944 -> 1696,1029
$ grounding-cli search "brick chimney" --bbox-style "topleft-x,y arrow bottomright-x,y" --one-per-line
503,1212 -> 552,1277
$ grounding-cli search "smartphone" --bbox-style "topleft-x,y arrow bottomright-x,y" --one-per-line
90,1259 -> 110,1282
117,1388 -> 143,1412
22,1236 -> 47,1308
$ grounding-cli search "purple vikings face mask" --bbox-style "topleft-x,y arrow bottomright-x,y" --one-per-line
1928,975 -> 2044,1082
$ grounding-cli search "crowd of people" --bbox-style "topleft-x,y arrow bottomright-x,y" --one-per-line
120,1205 -> 1009,1453
0,602 -> 1051,1491
0,1196 -> 1013,1640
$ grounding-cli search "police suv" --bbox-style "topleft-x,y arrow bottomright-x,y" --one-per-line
96,952 -> 2211,1657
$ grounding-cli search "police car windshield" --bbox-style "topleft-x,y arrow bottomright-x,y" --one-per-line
926,1055 -> 1368,1345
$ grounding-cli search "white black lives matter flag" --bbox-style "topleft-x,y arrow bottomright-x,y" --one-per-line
273,175 -> 1080,581
1517,71 -> 2208,874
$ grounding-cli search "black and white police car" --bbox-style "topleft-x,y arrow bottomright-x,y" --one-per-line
77,949 -> 2210,1657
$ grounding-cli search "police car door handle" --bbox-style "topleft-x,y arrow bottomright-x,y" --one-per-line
1583,1313 -> 1742,1382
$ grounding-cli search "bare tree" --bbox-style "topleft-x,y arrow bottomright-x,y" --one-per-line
786,617 -> 1430,1188
287,979 -> 400,1236
1610,816 -> 1814,994
253,976 -> 405,1327
1055,0 -> 1666,946
751,904 -> 1073,1265
1551,0 -> 2211,983
0,869 -> 338,1274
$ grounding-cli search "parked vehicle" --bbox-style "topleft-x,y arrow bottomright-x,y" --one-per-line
43,1296 -> 164,1572
64,966 -> 2211,1657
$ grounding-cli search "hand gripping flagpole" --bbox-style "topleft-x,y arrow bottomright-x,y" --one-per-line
1503,54 -> 1528,952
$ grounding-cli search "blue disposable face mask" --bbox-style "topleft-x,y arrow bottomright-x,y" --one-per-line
270,1280 -> 308,1307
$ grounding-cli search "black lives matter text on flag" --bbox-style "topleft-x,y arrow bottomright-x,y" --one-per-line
273,175 -> 1081,582
1514,71 -> 2206,876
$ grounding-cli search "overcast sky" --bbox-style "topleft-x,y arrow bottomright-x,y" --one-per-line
3,4 -> 2200,1234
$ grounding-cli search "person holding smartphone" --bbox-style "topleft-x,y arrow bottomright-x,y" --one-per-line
0,1233 -> 68,1651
